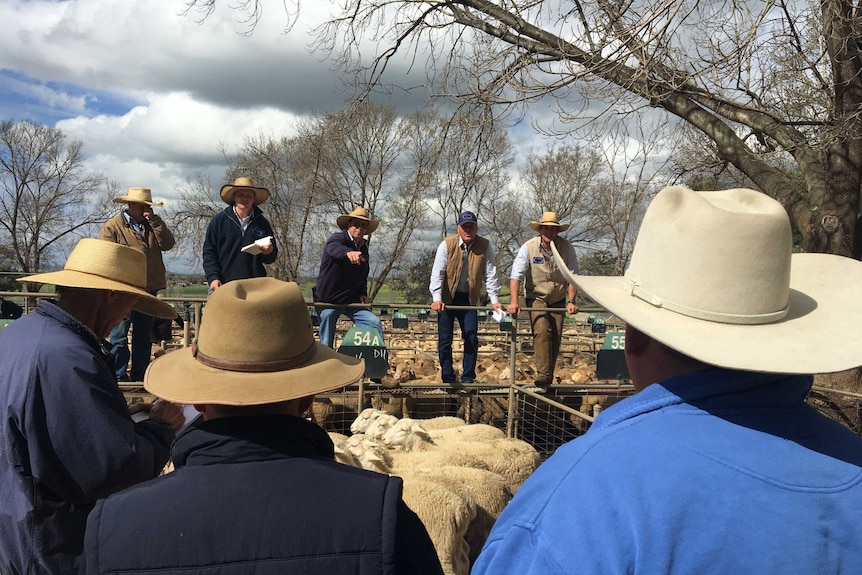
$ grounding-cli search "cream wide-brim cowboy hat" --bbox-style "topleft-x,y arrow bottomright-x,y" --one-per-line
552,186 -> 862,374
145,278 -> 364,405
219,177 -> 269,205
336,207 -> 380,234
18,238 -> 176,319
112,187 -> 165,207
529,211 -> 571,232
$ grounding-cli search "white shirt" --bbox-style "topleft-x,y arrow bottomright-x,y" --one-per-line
429,236 -> 501,304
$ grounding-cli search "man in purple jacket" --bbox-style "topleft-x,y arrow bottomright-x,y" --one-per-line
314,207 -> 385,348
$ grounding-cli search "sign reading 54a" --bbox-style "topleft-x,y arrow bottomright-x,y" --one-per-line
350,328 -> 384,347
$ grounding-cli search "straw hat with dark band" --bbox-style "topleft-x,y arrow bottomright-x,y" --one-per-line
112,187 -> 164,207
336,207 -> 380,234
18,238 -> 176,319
145,278 -> 364,406
220,177 -> 269,205
551,186 -> 862,374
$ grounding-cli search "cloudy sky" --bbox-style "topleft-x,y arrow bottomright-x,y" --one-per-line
1,0 -> 551,202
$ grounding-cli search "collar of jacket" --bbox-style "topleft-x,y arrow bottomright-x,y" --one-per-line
172,414 -> 335,468
36,299 -> 113,363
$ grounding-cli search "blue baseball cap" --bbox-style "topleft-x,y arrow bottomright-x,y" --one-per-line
457,211 -> 478,226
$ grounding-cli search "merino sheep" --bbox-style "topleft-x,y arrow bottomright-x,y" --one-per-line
399,465 -> 512,566
344,434 -> 392,473
416,416 -> 467,430
364,413 -> 399,441
383,422 -> 540,491
382,418 -> 504,449
399,476 -> 476,575
350,407 -> 387,434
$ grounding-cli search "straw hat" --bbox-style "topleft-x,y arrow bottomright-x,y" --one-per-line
551,186 -> 862,374
144,278 -> 364,405
18,238 -> 176,319
336,207 -> 380,234
529,212 -> 570,232
112,187 -> 164,207
220,177 -> 269,205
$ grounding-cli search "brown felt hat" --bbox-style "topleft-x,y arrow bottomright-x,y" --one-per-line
18,238 -> 176,319
145,278 -> 364,405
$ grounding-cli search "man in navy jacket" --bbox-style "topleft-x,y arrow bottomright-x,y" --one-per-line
314,207 -> 384,348
203,177 -> 277,291
82,278 -> 442,575
0,239 -> 183,574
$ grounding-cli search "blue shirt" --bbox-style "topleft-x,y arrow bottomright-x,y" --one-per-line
474,368 -> 862,574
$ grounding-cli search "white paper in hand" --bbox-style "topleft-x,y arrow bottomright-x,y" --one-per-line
241,236 -> 273,255
492,309 -> 508,323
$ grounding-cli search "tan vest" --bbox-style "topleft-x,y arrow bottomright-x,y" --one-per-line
523,236 -> 573,304
441,234 -> 489,305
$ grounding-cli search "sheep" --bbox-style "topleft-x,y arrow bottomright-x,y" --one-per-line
398,475 -> 476,575
381,418 -> 503,450
430,423 -> 505,443
416,416 -> 467,430
364,413 -> 399,441
350,407 -> 387,434
396,465 -> 512,567
382,421 -> 540,491
344,434 -> 392,474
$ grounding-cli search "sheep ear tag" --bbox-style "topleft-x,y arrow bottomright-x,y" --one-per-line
337,327 -> 388,380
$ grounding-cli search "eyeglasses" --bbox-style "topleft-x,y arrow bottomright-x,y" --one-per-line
350,220 -> 370,228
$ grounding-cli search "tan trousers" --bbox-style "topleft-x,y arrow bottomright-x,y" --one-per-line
527,298 -> 565,382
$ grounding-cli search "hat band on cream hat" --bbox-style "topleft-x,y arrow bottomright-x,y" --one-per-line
145,278 -> 364,405
551,186 -> 862,374
112,187 -> 165,207
18,238 -> 176,319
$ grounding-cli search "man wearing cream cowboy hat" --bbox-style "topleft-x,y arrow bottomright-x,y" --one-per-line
507,212 -> 579,387
81,278 -> 442,574
475,187 -> 862,574
314,207 -> 385,350
473,187 -> 862,575
0,239 -> 184,575
203,177 -> 278,292
100,186 -> 176,381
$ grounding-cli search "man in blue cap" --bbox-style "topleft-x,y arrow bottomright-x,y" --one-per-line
429,211 -> 503,384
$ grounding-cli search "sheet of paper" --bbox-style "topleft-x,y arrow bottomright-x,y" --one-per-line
240,235 -> 272,255
492,309 -> 508,323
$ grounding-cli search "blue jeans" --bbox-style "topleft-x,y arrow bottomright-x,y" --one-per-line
437,292 -> 478,383
109,309 -> 156,381
318,306 -> 385,348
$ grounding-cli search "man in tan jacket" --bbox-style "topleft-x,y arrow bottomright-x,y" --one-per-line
507,212 -> 579,387
99,187 -> 175,381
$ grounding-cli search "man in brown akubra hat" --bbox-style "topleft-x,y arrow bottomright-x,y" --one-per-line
100,186 -> 176,381
81,278 -> 442,575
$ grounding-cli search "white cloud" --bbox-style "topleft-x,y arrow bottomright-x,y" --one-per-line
56,91 -> 303,202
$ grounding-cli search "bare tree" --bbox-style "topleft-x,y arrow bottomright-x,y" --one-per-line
300,0 -> 862,257
519,144 -> 607,245
171,172 -> 223,274
0,120 -> 114,278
